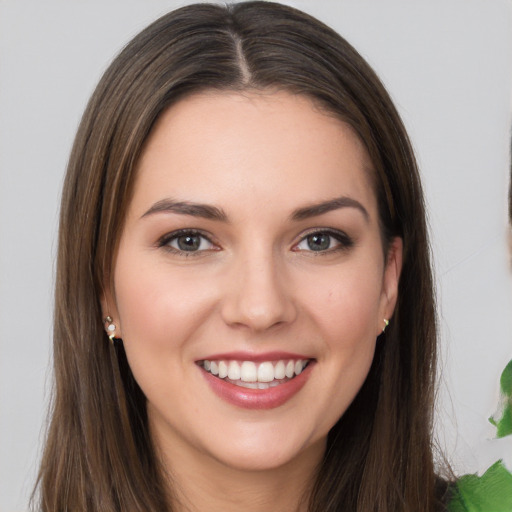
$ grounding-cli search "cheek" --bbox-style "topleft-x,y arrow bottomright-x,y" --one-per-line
289,265 -> 382,439
112,254 -> 221,414
113,251 -> 217,359
299,259 -> 384,342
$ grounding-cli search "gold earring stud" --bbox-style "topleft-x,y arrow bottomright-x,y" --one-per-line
382,318 -> 389,332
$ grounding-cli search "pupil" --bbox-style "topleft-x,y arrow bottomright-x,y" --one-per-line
178,235 -> 200,251
307,233 -> 330,251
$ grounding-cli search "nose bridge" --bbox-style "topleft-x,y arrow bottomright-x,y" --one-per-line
221,243 -> 296,331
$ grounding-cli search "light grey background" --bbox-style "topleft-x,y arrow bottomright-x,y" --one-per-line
1,1 -> 512,510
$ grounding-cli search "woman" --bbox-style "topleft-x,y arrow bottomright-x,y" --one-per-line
36,2 -> 447,510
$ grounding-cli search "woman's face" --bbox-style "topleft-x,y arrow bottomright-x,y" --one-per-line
107,91 -> 401,473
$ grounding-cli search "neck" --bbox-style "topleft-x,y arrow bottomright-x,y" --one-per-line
153,428 -> 325,512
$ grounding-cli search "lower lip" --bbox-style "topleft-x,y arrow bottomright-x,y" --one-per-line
200,362 -> 314,410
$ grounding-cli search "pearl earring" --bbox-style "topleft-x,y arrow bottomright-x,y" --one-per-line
382,318 -> 389,332
104,316 -> 116,343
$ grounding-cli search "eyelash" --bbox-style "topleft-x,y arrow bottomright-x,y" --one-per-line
157,229 -> 217,256
293,229 -> 354,254
157,228 -> 354,256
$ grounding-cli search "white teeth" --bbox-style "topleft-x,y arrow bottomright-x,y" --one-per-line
228,360 -> 241,380
202,358 -> 310,384
218,361 -> 228,379
285,360 -> 295,378
240,361 -> 257,382
257,362 -> 274,382
274,360 -> 285,380
236,381 -> 260,389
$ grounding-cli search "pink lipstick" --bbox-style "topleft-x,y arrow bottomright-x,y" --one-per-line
197,353 -> 314,409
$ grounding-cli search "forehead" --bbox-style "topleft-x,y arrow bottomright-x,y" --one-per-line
131,90 -> 376,219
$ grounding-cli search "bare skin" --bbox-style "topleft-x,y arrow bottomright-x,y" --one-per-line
104,91 -> 402,511
154,425 -> 322,511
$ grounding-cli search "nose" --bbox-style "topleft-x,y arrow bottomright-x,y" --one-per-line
220,251 -> 297,332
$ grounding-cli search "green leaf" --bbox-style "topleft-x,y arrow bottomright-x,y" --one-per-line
448,460 -> 512,512
501,360 -> 512,396
489,359 -> 512,438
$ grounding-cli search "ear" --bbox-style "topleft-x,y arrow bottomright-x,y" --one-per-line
100,284 -> 122,339
377,237 -> 403,335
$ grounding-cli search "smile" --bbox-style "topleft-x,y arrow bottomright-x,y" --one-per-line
199,359 -> 311,389
198,355 -> 315,409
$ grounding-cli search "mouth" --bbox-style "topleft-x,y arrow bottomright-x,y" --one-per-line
197,354 -> 315,409
198,358 -> 312,389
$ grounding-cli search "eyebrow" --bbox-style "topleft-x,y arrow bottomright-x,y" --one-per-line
141,195 -> 369,223
291,196 -> 369,222
141,199 -> 228,222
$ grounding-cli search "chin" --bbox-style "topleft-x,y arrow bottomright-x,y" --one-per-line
199,422 -> 327,473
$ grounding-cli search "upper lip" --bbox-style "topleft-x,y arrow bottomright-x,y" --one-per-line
197,351 -> 313,362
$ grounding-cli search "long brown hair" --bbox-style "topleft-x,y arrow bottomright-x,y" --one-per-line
36,2 -> 443,510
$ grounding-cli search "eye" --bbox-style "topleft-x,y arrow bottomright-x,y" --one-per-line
159,230 -> 216,253
294,230 -> 353,253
